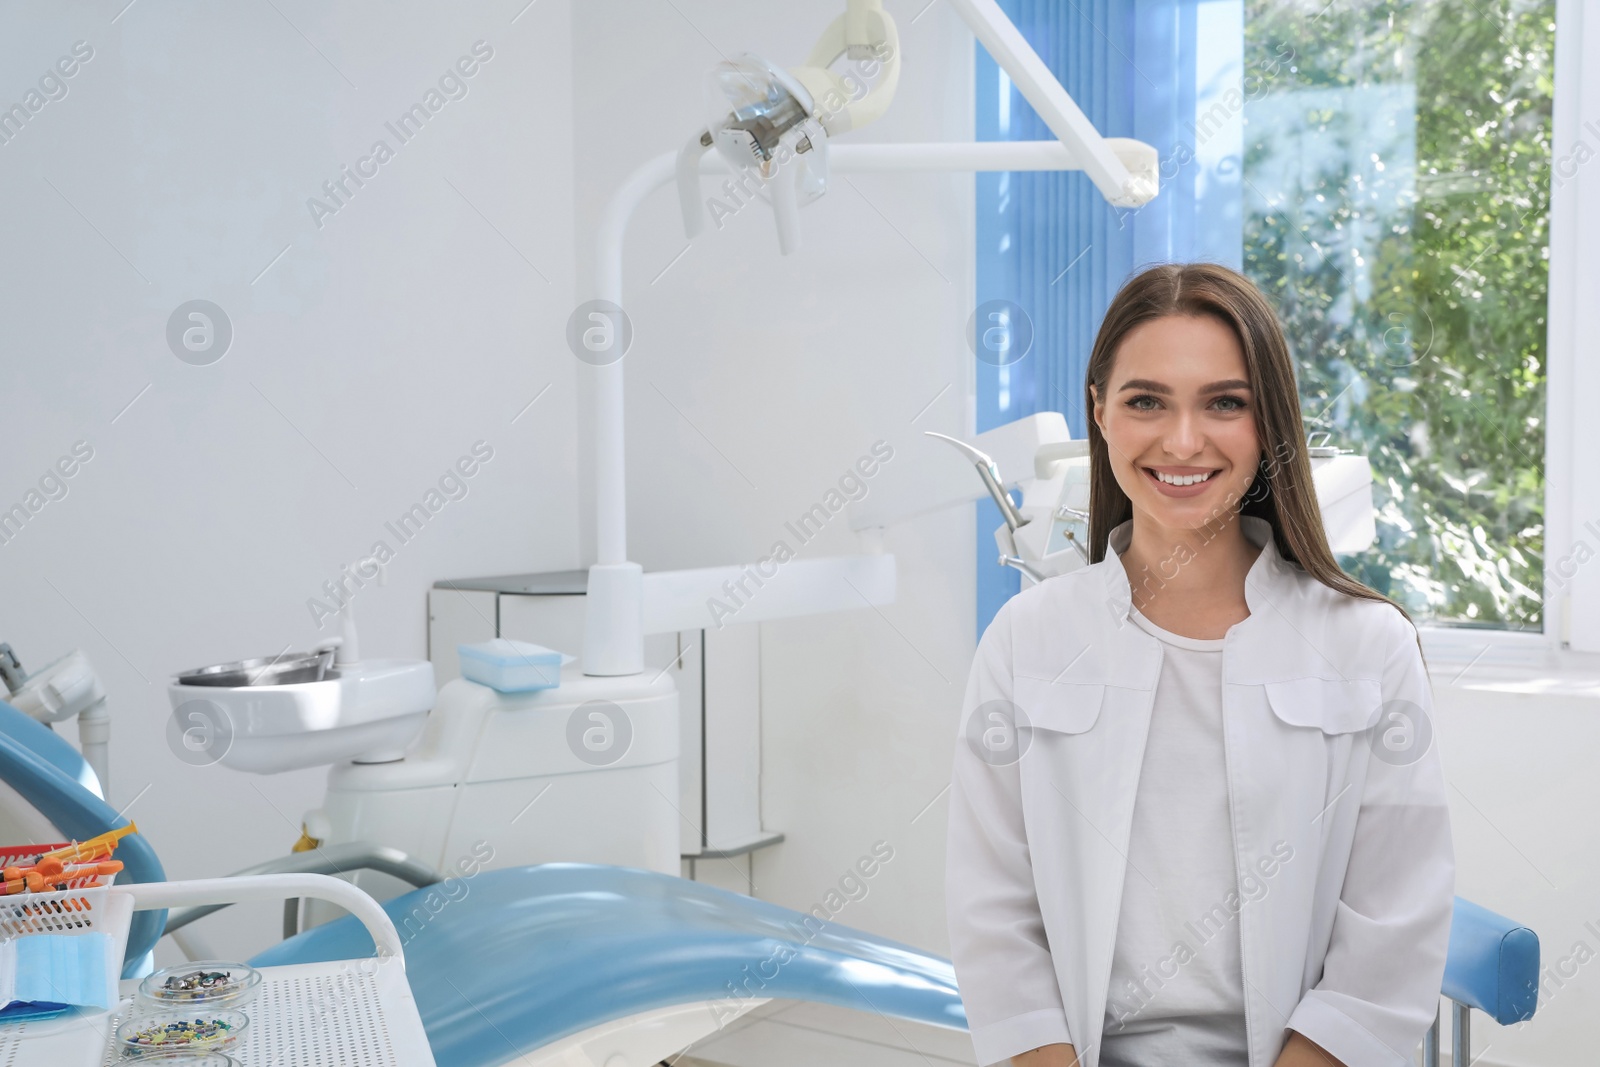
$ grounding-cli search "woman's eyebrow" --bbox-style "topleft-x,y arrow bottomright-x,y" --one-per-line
1117,378 -> 1252,395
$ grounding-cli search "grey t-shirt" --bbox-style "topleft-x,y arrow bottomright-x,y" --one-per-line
1099,608 -> 1249,1067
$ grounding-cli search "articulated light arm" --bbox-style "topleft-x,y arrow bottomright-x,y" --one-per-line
791,0 -> 901,135
943,0 -> 1156,207
586,3 -> 1163,675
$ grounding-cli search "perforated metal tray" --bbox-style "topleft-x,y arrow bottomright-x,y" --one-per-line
97,959 -> 430,1066
0,876 -> 435,1067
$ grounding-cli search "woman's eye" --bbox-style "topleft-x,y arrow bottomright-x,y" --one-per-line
1123,393 -> 1248,412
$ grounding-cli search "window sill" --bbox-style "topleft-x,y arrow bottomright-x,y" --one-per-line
1419,625 -> 1600,696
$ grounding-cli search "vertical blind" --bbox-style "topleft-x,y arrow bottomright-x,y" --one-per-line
974,0 -> 1243,636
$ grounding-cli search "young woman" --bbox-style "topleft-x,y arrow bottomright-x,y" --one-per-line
945,263 -> 1454,1067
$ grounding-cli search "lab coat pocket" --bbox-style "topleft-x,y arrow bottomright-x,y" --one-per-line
1263,676 -> 1382,735
1013,675 -> 1106,736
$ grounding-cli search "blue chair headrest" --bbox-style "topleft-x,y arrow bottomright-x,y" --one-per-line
0,701 -> 167,977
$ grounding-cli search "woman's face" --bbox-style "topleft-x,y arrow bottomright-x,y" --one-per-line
1090,313 -> 1262,535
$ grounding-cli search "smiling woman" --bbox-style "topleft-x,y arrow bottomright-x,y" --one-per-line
946,262 -> 1454,1067
1080,262 -> 1408,639
1089,311 -> 1263,603
1100,313 -> 1258,513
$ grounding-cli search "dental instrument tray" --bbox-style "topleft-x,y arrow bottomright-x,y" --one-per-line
0,873 -> 436,1066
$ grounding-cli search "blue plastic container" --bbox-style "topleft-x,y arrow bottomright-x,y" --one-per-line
456,639 -> 573,692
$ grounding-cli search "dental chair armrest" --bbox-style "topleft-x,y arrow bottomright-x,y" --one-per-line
130,873 -> 407,963
1443,896 -> 1540,1025
160,842 -> 441,937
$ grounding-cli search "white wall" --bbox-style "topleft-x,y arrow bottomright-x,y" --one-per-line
0,0 -> 576,960
569,0 -> 978,956
1432,670 -> 1600,1067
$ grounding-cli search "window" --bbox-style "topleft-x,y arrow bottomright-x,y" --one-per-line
975,0 -> 1560,643
1241,0 -> 1556,630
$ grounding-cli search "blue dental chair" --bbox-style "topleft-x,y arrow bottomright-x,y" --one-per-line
0,701 -> 169,978
0,700 -> 1540,1067
0,701 -> 962,1065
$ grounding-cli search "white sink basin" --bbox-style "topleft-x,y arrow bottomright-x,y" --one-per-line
167,659 -> 435,773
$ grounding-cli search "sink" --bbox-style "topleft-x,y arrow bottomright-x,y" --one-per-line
166,659 -> 435,773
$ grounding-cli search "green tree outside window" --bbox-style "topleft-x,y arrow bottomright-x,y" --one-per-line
1243,0 -> 1553,628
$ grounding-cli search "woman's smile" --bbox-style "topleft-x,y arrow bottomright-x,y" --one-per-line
1141,465 -> 1224,497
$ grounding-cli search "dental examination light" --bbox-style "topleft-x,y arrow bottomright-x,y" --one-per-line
677,0 -> 901,254
585,0 -> 1160,676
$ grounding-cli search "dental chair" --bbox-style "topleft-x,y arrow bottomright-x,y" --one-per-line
0,701 -> 963,1065
0,702 -> 170,979
0,701 -> 1540,1067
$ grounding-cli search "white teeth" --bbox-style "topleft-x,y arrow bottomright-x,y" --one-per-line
1151,469 -> 1216,486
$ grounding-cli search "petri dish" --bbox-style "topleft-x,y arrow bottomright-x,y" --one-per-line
136,962 -> 262,1012
115,1009 -> 248,1058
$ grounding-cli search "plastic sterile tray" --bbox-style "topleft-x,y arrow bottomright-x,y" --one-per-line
457,638 -> 571,692
0,884 -> 131,1013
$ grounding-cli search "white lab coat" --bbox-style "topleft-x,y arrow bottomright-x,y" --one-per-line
946,515 -> 1454,1067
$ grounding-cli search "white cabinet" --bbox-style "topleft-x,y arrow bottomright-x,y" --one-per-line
427,570 -> 783,870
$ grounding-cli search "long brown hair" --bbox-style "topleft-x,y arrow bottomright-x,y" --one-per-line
1082,262 -> 1423,652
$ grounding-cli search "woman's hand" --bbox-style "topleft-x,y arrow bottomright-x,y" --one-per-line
1011,1043 -> 1079,1066
1272,1030 -> 1348,1066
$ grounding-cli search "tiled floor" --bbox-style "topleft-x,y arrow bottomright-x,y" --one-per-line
673,999 -> 978,1066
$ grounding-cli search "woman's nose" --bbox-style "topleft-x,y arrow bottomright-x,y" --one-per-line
1162,409 -> 1205,458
